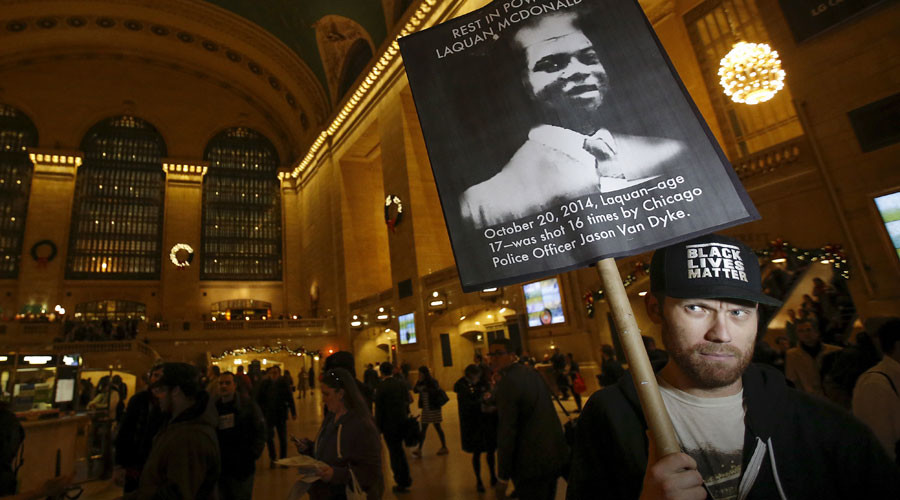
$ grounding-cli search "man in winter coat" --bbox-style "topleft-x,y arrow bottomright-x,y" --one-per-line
114,362 -> 164,493
374,362 -> 413,493
215,372 -> 266,500
256,365 -> 296,467
125,362 -> 220,500
490,338 -> 567,500
567,234 -> 898,500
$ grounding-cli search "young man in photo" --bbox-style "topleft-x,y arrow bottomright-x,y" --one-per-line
459,10 -> 685,229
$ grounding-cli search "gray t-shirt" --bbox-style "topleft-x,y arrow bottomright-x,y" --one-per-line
659,378 -> 745,500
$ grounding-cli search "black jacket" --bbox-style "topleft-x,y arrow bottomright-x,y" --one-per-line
256,377 -> 296,422
215,393 -> 266,478
567,364 -> 900,499
115,390 -> 164,469
374,376 -> 411,436
495,362 -> 568,482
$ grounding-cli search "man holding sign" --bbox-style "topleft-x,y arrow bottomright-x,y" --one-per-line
459,10 -> 686,229
567,234 -> 899,500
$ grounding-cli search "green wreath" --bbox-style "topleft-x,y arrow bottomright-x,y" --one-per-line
30,240 -> 58,263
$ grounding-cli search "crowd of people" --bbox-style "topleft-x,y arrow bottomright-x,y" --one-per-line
4,233 -> 899,500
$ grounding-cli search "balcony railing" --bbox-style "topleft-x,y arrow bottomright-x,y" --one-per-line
732,136 -> 807,180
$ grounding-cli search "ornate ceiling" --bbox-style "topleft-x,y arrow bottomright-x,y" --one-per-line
204,0 -> 391,90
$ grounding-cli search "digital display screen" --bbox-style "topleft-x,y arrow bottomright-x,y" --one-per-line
55,379 -> 75,403
524,278 -> 565,327
399,313 -> 416,344
875,192 -> 900,263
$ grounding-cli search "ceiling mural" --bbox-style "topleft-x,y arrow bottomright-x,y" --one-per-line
313,15 -> 375,104
204,0 -> 389,98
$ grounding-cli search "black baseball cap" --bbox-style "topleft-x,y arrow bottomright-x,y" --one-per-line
650,234 -> 781,307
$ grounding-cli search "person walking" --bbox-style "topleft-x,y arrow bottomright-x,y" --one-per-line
297,366 -> 308,399
412,366 -> 448,457
308,366 -> 316,390
489,339 -> 568,500
566,353 -> 584,412
374,362 -> 413,493
293,367 -> 384,500
597,344 -> 625,387
256,365 -> 297,467
124,362 -> 219,500
215,372 -> 266,500
454,364 -> 498,492
114,363 -> 165,493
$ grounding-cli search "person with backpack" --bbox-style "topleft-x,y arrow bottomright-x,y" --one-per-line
412,366 -> 449,457
853,317 -> 900,463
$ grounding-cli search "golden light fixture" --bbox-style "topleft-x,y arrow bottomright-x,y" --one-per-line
718,42 -> 785,105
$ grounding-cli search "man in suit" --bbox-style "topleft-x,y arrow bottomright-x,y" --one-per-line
490,339 -> 568,500
374,362 -> 413,493
460,10 -> 685,229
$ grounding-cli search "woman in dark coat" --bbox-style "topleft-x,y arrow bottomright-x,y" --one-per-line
294,367 -> 384,500
453,364 -> 498,492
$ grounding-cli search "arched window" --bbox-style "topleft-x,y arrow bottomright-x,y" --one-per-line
66,116 -> 166,279
202,128 -> 282,280
0,105 -> 38,279
337,39 -> 374,99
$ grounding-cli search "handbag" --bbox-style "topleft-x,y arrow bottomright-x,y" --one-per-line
572,373 -> 586,395
433,387 -> 450,408
402,416 -> 421,447
337,424 -> 367,500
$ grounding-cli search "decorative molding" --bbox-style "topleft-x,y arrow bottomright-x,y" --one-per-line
640,0 -> 676,25
0,1 -> 327,133
28,149 -> 82,177
163,160 -> 208,183
732,135 -> 807,180
288,0 -> 444,180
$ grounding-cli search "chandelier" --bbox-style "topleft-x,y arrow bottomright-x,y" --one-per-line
718,42 -> 786,105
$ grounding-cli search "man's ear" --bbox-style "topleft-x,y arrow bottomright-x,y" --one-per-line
645,293 -> 664,324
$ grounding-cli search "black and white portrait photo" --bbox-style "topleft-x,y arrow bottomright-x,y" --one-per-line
400,0 -> 759,291
459,9 -> 686,229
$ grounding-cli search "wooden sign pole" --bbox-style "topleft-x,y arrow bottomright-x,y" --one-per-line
595,257 -> 680,457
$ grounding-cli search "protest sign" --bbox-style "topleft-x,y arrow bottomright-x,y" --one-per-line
399,0 -> 759,292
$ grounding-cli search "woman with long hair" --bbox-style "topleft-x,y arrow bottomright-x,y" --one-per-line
294,367 -> 384,499
412,366 -> 448,457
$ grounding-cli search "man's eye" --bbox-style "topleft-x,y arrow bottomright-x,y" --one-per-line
533,58 -> 565,73
685,305 -> 704,312
731,309 -> 751,318
578,52 -> 600,65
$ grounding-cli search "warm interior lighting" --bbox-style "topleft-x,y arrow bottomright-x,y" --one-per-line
24,356 -> 52,365
482,288 -> 498,293
638,291 -> 648,297
820,260 -> 830,264
718,41 -> 785,105
771,258 -> 787,263
459,315 -> 466,321
233,359 -> 242,365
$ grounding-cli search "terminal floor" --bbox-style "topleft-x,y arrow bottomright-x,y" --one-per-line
82,389 -> 576,499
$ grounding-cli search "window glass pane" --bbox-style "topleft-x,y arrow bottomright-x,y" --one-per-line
66,116 -> 165,279
202,128 -> 282,280
0,105 -> 38,279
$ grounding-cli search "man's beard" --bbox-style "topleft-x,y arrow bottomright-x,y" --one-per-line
662,325 -> 754,390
